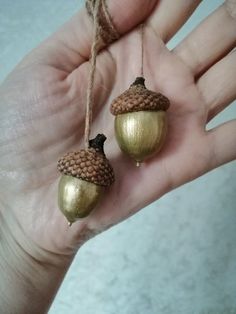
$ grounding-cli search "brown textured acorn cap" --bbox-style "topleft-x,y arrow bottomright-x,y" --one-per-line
110,77 -> 170,115
57,134 -> 114,187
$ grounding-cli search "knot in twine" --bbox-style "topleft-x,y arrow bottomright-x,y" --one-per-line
86,0 -> 120,46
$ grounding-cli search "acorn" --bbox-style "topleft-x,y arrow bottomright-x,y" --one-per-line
110,77 -> 170,166
57,134 -> 114,225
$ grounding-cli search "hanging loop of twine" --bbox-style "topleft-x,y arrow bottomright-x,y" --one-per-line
84,0 -> 120,148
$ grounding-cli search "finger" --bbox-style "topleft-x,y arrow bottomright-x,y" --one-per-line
207,119 -> 236,169
28,0 -> 157,73
147,0 -> 201,43
197,49 -> 236,122
174,2 -> 236,77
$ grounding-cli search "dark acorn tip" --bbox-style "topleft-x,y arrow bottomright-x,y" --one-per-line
89,134 -> 106,154
131,77 -> 146,87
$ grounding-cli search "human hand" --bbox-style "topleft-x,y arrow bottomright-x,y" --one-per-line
0,0 -> 235,311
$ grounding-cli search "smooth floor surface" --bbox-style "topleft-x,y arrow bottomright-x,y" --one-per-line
1,1 -> 236,313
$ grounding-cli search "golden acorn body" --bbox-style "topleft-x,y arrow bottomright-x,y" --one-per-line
115,110 -> 167,164
57,134 -> 114,225
111,77 -> 170,165
58,175 -> 104,223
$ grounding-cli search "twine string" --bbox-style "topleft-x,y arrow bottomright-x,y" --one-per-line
84,0 -> 120,148
140,23 -> 144,77
84,0 -> 101,148
84,1 -> 146,148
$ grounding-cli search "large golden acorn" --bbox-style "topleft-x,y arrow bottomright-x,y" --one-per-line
111,77 -> 170,166
57,134 -> 114,225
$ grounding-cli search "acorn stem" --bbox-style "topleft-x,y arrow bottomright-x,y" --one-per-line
131,77 -> 146,87
89,134 -> 106,154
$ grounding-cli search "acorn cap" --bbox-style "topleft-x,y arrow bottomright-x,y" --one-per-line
110,77 -> 170,115
57,134 -> 114,187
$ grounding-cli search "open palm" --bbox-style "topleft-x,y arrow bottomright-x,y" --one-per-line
0,0 -> 235,261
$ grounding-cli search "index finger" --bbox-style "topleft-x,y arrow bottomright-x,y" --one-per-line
26,0 -> 157,73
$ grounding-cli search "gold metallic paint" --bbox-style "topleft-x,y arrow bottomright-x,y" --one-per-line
58,175 -> 104,224
115,111 -> 167,164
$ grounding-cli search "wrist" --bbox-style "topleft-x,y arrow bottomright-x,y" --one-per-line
0,211 -> 73,314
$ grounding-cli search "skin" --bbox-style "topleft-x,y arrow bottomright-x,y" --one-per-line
0,0 -> 236,312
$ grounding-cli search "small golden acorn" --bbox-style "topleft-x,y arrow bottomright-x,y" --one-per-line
57,134 -> 114,225
110,77 -> 170,166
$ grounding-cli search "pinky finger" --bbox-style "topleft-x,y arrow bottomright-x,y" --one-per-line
207,119 -> 236,170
